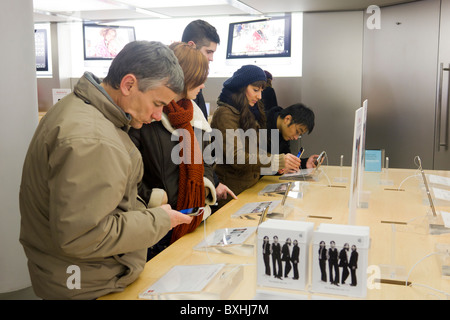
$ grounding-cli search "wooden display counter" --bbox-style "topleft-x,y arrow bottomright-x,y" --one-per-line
99,166 -> 450,300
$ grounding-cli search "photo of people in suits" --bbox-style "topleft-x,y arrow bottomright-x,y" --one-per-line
257,221 -> 314,292
315,240 -> 359,288
311,224 -> 369,298
271,236 -> 282,279
258,233 -> 306,289
291,240 -> 300,280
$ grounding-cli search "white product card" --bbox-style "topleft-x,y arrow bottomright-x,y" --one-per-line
232,201 -> 281,218
140,264 -> 224,296
432,187 -> 450,202
52,88 -> 71,105
427,174 -> 450,187
195,227 -> 256,248
440,211 -> 450,228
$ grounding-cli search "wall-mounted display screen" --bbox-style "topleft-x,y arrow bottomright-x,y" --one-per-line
35,23 -> 52,77
226,14 -> 292,60
83,24 -> 136,60
35,28 -> 48,71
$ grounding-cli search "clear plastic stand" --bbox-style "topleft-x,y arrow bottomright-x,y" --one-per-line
231,200 -> 288,220
435,243 -> 450,279
378,223 -> 408,284
357,190 -> 371,209
258,181 -> 307,200
138,264 -> 244,300
379,156 -> 394,186
194,227 -> 257,256
333,155 -> 349,184
428,210 -> 450,235
279,169 -> 320,182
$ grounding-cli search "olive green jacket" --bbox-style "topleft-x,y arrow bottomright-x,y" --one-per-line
210,100 -> 285,200
19,72 -> 171,299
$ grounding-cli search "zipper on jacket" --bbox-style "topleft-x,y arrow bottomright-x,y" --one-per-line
154,128 -> 168,192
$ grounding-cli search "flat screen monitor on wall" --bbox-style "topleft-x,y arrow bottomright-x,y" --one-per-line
35,23 -> 52,77
226,14 -> 292,60
83,24 -> 136,60
35,28 -> 48,72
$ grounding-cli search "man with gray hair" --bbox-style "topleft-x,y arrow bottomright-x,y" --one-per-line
19,41 -> 192,300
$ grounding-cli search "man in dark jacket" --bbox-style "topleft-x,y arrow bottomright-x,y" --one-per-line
349,245 -> 359,286
182,19 -> 220,119
291,239 -> 300,280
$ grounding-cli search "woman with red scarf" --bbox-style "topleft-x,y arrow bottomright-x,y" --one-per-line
129,42 -> 216,260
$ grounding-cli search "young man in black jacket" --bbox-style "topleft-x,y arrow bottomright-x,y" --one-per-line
182,19 -> 220,119
265,103 -> 318,170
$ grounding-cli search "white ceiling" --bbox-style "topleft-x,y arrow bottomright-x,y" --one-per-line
33,0 -> 420,23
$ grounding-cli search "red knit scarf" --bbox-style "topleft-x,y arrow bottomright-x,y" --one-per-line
164,99 -> 205,243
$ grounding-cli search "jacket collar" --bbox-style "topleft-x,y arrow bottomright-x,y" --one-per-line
161,100 -> 212,135
216,99 -> 240,115
74,72 -> 131,129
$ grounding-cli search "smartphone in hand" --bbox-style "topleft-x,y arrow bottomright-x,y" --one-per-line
314,151 -> 326,167
180,207 -> 204,216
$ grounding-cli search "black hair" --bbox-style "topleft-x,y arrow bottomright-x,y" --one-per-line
181,20 -> 220,48
279,103 -> 315,134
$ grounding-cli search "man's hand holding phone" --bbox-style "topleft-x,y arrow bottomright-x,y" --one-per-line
160,204 -> 193,229
180,207 -> 204,217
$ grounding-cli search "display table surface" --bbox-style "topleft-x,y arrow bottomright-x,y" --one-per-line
99,166 -> 450,300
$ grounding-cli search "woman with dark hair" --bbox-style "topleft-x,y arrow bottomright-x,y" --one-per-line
210,65 -> 300,207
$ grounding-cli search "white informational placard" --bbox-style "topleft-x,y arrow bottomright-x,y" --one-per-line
357,100 -> 368,196
52,88 -> 72,105
427,174 -> 450,188
348,105 -> 364,225
432,187 -> 450,202
195,227 -> 256,248
440,211 -> 450,228
139,264 -> 224,298
231,201 -> 281,219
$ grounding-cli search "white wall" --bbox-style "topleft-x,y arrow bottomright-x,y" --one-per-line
0,0 -> 38,293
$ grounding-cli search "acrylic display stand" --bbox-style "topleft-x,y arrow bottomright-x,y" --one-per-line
379,157 -> 394,186
258,181 -> 307,200
357,190 -> 371,209
138,264 -> 243,300
231,200 -> 287,220
378,223 -> 408,285
279,168 -> 320,182
428,210 -> 450,236
193,227 -> 257,256
333,155 -> 348,184
435,243 -> 450,278
426,186 -> 450,207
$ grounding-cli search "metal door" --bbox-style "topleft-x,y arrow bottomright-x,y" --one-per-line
362,0 -> 441,169
434,0 -> 450,170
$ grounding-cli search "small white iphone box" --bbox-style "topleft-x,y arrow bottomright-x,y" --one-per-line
311,223 -> 370,298
257,219 -> 314,291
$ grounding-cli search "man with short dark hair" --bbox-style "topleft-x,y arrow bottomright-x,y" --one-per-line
182,19 -> 220,65
19,41 -> 192,300
266,103 -> 318,169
